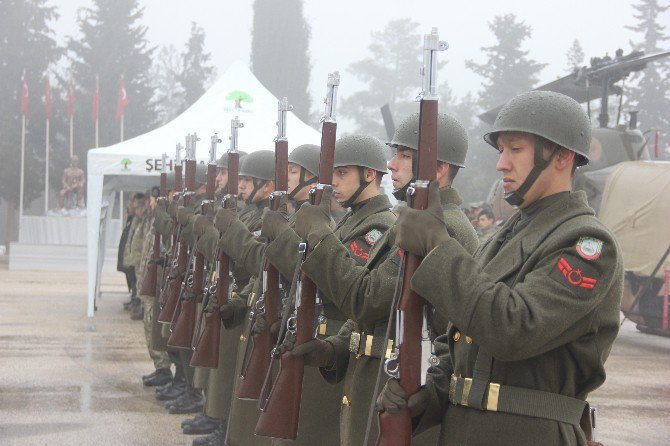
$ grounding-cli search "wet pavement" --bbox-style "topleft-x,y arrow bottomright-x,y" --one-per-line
0,268 -> 669,445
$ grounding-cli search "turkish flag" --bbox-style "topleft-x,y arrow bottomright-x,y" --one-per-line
21,71 -> 28,116
44,77 -> 52,120
67,75 -> 75,119
116,75 -> 128,119
92,75 -> 99,123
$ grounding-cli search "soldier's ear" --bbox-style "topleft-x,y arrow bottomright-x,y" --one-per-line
363,167 -> 377,183
554,148 -> 575,172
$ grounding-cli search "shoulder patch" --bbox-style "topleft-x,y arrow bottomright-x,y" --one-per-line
349,241 -> 370,262
549,256 -> 598,296
364,229 -> 383,246
576,237 -> 603,260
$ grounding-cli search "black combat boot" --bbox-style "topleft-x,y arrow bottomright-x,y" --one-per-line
168,389 -> 204,414
143,368 -> 172,387
130,298 -> 143,320
191,420 -> 225,446
182,415 -> 219,435
156,376 -> 186,401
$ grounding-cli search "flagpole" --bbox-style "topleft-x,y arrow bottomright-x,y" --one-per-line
69,115 -> 74,157
45,117 -> 49,214
120,114 -> 124,142
20,115 -> 25,220
95,118 -> 99,148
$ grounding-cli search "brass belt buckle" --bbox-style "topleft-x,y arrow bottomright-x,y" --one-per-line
349,332 -> 361,358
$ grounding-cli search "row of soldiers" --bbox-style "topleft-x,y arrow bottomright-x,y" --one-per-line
132,89 -> 621,446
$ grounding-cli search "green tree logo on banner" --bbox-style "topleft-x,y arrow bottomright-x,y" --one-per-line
121,158 -> 132,171
226,90 -> 253,109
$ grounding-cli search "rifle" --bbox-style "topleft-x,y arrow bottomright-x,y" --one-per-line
376,28 -> 446,446
190,118 -> 243,367
169,133 -> 204,349
237,98 -> 292,399
158,143 -> 185,321
255,73 -> 339,440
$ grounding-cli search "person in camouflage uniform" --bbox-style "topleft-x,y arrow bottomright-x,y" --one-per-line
137,190 -> 173,387
377,91 -> 623,446
286,114 -> 477,445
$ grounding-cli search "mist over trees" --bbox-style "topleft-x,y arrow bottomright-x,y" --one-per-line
626,0 -> 670,145
250,0 -> 312,124
0,0 -> 60,238
67,0 -> 157,155
177,22 -> 216,114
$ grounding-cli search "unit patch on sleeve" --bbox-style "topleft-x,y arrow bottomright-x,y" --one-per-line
364,229 -> 383,246
576,237 -> 603,260
349,241 -> 370,263
549,255 -> 599,297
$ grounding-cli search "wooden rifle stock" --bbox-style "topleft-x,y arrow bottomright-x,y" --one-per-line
191,131 -> 240,368
377,31 -> 442,445
255,77 -> 338,439
237,100 -> 290,399
170,138 -> 211,349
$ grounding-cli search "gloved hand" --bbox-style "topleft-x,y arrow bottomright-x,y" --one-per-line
167,197 -> 179,217
251,313 -> 281,338
157,196 -> 168,210
395,181 -> 450,257
215,208 -> 237,234
375,378 -> 429,417
194,214 -> 213,237
219,302 -> 235,322
294,185 -> 333,246
288,337 -> 335,368
261,209 -> 289,240
177,206 -> 194,226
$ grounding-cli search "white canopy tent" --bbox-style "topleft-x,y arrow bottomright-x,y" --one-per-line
86,60 -> 321,327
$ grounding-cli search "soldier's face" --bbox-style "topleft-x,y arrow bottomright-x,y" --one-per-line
238,175 -> 254,200
496,131 -> 563,208
216,168 -> 228,191
287,163 -> 314,201
331,166 -> 360,203
387,148 -> 413,189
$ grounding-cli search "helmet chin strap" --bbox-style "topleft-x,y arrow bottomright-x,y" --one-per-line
504,137 -> 558,207
288,166 -> 317,201
340,167 -> 371,208
245,178 -> 267,205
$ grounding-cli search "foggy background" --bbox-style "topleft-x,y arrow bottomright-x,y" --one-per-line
1,0 -> 668,247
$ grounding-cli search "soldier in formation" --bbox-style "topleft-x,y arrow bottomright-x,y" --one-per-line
128,90 -> 621,446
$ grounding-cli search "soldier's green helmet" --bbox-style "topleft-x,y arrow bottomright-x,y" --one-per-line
289,144 -> 321,176
238,150 -> 275,180
334,135 -> 388,173
195,163 -> 209,186
387,113 -> 468,167
217,151 -> 248,169
483,90 -> 591,167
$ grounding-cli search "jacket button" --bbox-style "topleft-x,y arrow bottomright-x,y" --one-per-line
453,332 -> 461,342
465,336 -> 473,344
342,395 -> 351,406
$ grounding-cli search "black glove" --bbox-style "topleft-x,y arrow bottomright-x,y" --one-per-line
375,378 -> 429,417
219,302 -> 235,322
289,338 -> 335,368
214,208 -> 237,234
294,185 -> 333,246
395,181 -> 450,257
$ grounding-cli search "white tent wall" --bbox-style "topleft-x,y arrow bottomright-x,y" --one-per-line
86,61 -> 321,327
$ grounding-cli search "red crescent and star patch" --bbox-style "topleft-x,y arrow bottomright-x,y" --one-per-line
549,254 -> 599,296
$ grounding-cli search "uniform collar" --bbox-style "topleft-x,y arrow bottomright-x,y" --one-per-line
439,186 -> 463,207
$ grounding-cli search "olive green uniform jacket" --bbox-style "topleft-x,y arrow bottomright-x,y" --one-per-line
221,199 -> 342,446
308,187 -> 477,446
412,191 -> 623,446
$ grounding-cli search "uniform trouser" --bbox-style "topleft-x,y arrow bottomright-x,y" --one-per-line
204,322 -> 243,421
141,295 -> 171,370
179,349 -> 196,390
126,267 -> 137,297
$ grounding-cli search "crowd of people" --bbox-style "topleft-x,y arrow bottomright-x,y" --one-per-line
117,90 -> 622,446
